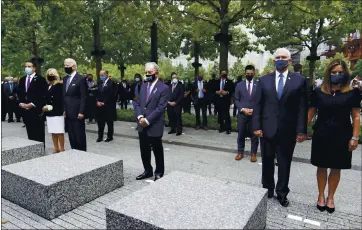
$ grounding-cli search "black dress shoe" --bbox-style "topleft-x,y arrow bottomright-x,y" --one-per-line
168,130 -> 176,134
219,129 -> 224,133
154,174 -> 162,181
176,132 -> 182,136
136,171 -> 153,180
277,195 -> 289,207
96,137 -> 103,142
105,137 -> 113,142
226,130 -> 231,134
268,189 -> 274,198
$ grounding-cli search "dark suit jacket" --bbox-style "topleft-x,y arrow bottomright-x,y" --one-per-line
96,79 -> 114,108
44,83 -> 63,117
18,75 -> 47,115
214,78 -> 234,106
135,79 -> 168,137
118,83 -> 130,101
191,80 -> 210,105
63,73 -> 87,120
234,80 -> 259,111
168,83 -> 184,105
252,71 -> 308,139
3,82 -> 18,98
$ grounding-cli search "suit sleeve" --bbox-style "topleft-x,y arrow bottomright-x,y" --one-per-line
32,77 -> 47,113
146,87 -> 168,123
135,85 -> 142,118
252,80 -> 263,131
234,84 -> 242,111
296,78 -> 308,134
79,77 -> 88,115
18,78 -> 26,103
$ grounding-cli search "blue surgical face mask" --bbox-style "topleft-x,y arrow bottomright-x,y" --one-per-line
100,76 -> 106,81
330,74 -> 347,84
8,81 -> 14,84
274,60 -> 289,71
25,67 -> 33,75
135,77 -> 140,82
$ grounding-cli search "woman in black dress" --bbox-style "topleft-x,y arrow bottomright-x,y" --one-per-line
308,60 -> 360,213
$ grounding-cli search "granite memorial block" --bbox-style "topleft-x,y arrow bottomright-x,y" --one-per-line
2,150 -> 123,220
1,136 -> 45,165
106,171 -> 267,229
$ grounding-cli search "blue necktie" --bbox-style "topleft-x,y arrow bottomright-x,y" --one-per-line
277,74 -> 284,99
66,76 -> 71,92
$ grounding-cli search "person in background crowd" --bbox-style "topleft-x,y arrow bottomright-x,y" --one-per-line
208,73 -> 218,116
308,60 -> 360,213
3,76 -> 20,122
234,65 -> 259,162
96,70 -> 115,142
215,70 -> 234,134
233,75 -> 243,117
63,58 -> 87,151
13,77 -> 22,122
253,48 -> 308,207
183,79 -> 192,114
135,62 -> 168,181
1,79 -> 7,121
293,63 -> 303,75
108,75 -> 118,121
118,79 -> 130,109
86,74 -> 98,124
132,73 -> 143,111
43,68 -> 65,153
192,75 -> 208,130
18,60 -> 48,144
167,72 -> 184,136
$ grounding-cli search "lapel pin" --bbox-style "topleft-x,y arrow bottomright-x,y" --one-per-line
288,77 -> 291,80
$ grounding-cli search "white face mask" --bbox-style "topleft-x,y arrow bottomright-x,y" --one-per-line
172,78 -> 178,84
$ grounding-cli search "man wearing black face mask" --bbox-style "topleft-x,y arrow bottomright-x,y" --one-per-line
234,65 -> 260,162
192,75 -> 208,130
252,48 -> 308,207
215,70 -> 234,134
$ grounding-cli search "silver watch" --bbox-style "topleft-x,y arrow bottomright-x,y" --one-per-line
351,137 -> 359,141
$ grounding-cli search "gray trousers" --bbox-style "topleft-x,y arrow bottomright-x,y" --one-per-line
237,113 -> 259,154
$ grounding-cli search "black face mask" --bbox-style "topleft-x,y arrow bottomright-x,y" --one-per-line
245,75 -> 254,81
221,74 -> 227,79
198,76 -> 203,81
64,67 -> 73,74
47,75 -> 56,82
88,78 -> 92,81
146,74 -> 156,82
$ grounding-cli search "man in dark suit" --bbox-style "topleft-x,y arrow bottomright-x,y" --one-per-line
135,62 -> 168,181
63,58 -> 88,151
96,70 -> 115,142
18,60 -> 47,143
233,75 -> 243,117
192,75 -> 209,130
215,70 -> 234,134
86,74 -> 98,124
252,48 -> 308,207
167,72 -> 184,136
1,80 -> 8,121
3,77 -> 20,122
208,73 -> 218,116
234,65 -> 259,162
118,80 -> 130,109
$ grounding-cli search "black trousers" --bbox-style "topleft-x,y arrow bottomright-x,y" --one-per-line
119,100 -> 128,109
86,96 -> 97,121
97,115 -> 114,138
217,104 -> 231,131
138,130 -> 164,176
66,118 -> 87,151
194,99 -> 207,127
23,110 -> 45,143
7,100 -> 20,121
260,132 -> 296,197
167,104 -> 182,132
237,114 -> 259,153
207,103 -> 212,115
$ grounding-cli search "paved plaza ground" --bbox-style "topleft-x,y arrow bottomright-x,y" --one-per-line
1,121 -> 361,229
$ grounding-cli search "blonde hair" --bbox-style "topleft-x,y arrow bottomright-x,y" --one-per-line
46,68 -> 61,85
321,59 -> 352,94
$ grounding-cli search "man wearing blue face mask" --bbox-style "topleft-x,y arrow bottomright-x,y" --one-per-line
252,48 -> 308,207
96,70 -> 115,142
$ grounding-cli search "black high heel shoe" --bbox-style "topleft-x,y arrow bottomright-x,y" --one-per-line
316,204 -> 326,212
326,197 -> 335,214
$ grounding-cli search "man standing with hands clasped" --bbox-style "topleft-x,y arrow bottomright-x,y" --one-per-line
252,48 -> 308,207
135,62 -> 168,181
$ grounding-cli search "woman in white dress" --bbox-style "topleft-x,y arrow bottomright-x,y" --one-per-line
42,68 -> 65,153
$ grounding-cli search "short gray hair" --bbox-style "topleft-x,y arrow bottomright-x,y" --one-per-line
273,48 -> 291,59
64,58 -> 77,68
5,76 -> 13,81
145,62 -> 159,72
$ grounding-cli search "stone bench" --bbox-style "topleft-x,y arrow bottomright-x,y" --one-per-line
1,136 -> 45,165
2,150 -> 123,220
106,171 -> 267,229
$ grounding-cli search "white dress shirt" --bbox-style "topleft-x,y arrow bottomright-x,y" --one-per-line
246,79 -> 254,94
25,72 -> 36,91
198,80 -> 204,98
103,77 -> 109,87
275,70 -> 288,91
68,71 -> 77,83
137,78 -> 159,125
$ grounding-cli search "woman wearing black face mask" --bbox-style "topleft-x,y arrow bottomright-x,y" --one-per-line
42,68 -> 65,153
308,60 -> 361,213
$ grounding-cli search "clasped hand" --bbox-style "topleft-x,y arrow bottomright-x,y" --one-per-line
168,101 -> 176,106
19,103 -> 33,110
139,118 -> 149,128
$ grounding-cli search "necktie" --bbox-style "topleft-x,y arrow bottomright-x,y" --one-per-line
277,74 -> 284,99
221,80 -> 225,90
9,83 -> 13,93
172,84 -> 175,93
248,81 -> 251,96
66,76 -> 71,92
146,83 -> 151,101
26,76 -> 31,92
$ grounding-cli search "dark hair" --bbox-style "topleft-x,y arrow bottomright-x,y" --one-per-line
321,59 -> 351,94
134,73 -> 141,78
170,72 -> 177,77
237,75 -> 243,80
245,65 -> 255,72
293,64 -> 302,73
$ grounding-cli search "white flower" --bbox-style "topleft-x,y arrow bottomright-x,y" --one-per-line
46,105 -> 53,111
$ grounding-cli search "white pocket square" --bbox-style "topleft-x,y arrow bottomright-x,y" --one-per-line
153,88 -> 158,94
72,84 -> 76,86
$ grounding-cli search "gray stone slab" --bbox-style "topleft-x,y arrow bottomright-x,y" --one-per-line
1,136 -> 45,165
106,171 -> 267,229
2,150 -> 124,220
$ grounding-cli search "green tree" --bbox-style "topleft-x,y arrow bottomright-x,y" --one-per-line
229,59 -> 245,79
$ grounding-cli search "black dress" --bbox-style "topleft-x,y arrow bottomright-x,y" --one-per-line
310,88 -> 361,169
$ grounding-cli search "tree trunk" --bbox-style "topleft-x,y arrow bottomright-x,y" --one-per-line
218,1 -> 230,73
308,45 -> 318,85
194,41 -> 200,77
32,30 -> 41,74
93,15 -> 102,80
120,61 -> 125,81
